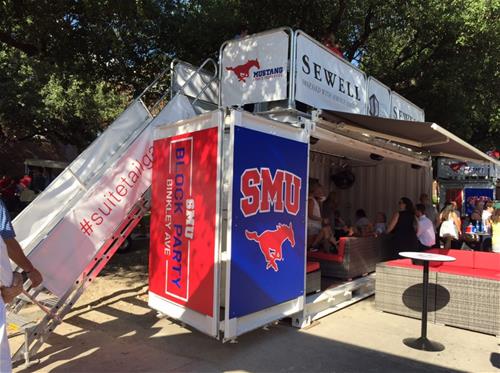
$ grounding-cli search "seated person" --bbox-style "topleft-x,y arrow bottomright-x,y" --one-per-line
307,180 -> 337,253
310,218 -> 338,253
374,212 -> 387,235
353,209 -> 374,237
333,210 -> 350,239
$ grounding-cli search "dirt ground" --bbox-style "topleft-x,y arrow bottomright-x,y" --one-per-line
10,239 -> 500,372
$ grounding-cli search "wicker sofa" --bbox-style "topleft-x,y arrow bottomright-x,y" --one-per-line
376,249 -> 500,336
308,236 -> 392,279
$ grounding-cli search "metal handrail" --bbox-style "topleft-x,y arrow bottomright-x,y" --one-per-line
158,58 -> 218,111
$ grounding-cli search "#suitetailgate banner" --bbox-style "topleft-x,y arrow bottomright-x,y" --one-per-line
221,31 -> 289,107
150,127 -> 219,316
295,33 -> 367,115
229,126 -> 307,319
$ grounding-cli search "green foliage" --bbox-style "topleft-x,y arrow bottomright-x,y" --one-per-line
0,0 -> 498,154
360,0 -> 499,149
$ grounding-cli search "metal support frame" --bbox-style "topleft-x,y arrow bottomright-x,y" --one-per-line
9,195 -> 150,367
291,274 -> 376,329
168,58 -> 218,108
8,59 -> 217,367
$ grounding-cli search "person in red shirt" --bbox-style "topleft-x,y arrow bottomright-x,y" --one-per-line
19,175 -> 32,189
0,176 -> 17,212
322,31 -> 344,59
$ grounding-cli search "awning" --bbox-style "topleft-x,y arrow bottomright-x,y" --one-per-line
318,110 -> 499,165
24,159 -> 69,169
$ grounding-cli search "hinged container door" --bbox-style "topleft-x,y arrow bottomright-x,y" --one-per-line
224,110 -> 310,341
149,111 -> 223,338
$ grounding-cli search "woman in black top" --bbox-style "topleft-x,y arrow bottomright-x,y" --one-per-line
387,197 -> 419,258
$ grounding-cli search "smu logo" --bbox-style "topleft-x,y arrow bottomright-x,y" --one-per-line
240,168 -> 302,217
240,167 -> 302,272
245,223 -> 295,272
226,59 -> 260,82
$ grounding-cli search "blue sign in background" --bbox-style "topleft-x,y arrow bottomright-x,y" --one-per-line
229,126 -> 308,319
464,188 -> 494,215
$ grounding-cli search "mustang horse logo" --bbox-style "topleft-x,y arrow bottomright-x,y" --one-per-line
449,161 -> 467,172
226,59 -> 260,83
245,222 -> 295,272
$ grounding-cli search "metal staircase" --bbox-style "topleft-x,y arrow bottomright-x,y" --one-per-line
7,58 -> 218,367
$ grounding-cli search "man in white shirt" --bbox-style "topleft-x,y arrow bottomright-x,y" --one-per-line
419,193 -> 439,231
0,200 -> 42,373
416,203 -> 436,251
1,236 -> 17,373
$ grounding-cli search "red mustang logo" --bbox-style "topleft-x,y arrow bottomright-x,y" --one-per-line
226,59 -> 260,83
245,223 -> 295,272
449,162 -> 467,172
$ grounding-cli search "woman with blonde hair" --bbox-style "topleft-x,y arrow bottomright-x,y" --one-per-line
491,208 -> 500,253
439,202 -> 462,249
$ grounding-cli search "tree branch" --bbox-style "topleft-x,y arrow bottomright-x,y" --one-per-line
392,36 -> 437,70
0,31 -> 39,56
330,0 -> 347,34
345,6 -> 375,61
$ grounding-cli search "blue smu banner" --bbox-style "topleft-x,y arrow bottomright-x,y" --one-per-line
229,126 -> 308,319
464,188 -> 494,215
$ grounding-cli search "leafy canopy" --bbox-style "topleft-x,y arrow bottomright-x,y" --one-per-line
0,0 -> 498,155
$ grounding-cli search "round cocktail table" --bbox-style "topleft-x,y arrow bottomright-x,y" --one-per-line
399,251 -> 456,352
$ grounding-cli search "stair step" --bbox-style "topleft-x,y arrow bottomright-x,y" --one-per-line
6,313 -> 38,336
39,296 -> 60,308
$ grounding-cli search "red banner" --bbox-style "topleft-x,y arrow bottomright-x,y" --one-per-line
149,127 -> 218,316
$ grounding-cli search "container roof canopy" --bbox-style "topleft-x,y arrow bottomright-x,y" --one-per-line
320,111 -> 499,166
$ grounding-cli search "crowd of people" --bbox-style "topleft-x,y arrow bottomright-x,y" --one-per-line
0,168 -> 51,215
307,178 -> 500,256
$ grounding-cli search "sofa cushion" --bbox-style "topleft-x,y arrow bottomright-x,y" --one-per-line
472,269 -> 500,281
308,251 -> 343,263
425,249 -> 473,268
308,238 -> 347,264
307,261 -> 320,273
473,251 -> 500,271
433,266 -> 477,277
386,256 -> 500,281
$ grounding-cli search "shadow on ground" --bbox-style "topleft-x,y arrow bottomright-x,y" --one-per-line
14,286 -> 467,373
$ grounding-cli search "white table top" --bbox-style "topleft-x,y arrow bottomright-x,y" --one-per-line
399,252 -> 456,262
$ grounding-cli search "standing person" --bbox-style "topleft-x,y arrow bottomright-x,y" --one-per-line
415,203 -> 436,251
0,199 -> 43,373
419,193 -> 439,231
0,176 -> 16,212
307,180 -> 336,251
491,209 -> 500,253
439,203 -> 461,249
386,197 -> 419,257
31,168 -> 46,194
1,236 -> 23,373
322,191 -> 338,224
321,31 -> 344,58
481,201 -> 494,232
